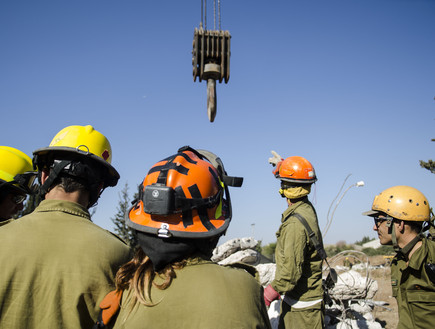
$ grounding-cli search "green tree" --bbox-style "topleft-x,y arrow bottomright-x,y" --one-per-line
261,242 -> 277,259
111,182 -> 138,249
355,236 -> 374,246
420,139 -> 435,173
362,245 -> 394,256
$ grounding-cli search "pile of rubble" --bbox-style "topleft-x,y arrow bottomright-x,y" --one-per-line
213,238 -> 388,329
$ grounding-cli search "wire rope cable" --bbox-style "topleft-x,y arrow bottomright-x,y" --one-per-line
201,0 -> 222,31
323,174 -> 351,237
218,0 -> 221,30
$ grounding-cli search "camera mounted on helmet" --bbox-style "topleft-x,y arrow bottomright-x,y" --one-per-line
126,146 -> 243,239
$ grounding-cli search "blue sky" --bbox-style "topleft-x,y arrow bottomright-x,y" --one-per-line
1,0 -> 434,245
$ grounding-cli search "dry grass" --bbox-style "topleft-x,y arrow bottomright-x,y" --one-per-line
369,256 -> 398,329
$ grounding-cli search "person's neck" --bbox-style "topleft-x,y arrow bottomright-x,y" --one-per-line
398,231 -> 422,260
45,186 -> 89,208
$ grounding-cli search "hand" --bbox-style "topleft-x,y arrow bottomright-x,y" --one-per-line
263,284 -> 280,307
268,151 -> 283,166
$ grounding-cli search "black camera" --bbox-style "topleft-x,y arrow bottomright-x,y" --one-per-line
143,184 -> 175,215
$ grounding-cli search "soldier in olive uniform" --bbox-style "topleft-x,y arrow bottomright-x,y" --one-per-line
264,154 -> 324,329
0,125 -> 132,329
93,146 -> 271,329
363,185 -> 435,329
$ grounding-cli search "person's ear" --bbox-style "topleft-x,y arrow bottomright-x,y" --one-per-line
40,169 -> 50,184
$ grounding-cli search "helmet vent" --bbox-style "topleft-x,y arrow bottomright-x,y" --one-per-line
409,199 -> 413,204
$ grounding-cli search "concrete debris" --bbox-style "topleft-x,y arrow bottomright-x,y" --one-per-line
255,263 -> 276,287
212,237 -> 258,262
325,299 -> 383,329
217,249 -> 259,265
212,238 -> 390,329
329,270 -> 378,300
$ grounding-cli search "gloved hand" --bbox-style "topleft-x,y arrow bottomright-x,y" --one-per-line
269,151 -> 284,177
263,284 -> 281,307
268,150 -> 283,166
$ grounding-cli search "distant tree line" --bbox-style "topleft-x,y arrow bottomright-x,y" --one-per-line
420,138 -> 435,173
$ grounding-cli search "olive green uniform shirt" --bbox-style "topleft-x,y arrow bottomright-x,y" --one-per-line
0,218 -> 12,227
112,258 -> 271,329
271,199 -> 323,301
0,199 -> 132,329
391,237 -> 435,329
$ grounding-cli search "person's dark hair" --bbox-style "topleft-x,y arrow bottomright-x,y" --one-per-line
115,248 -> 186,308
51,175 -> 88,193
403,220 -> 424,233
0,186 -> 9,204
43,158 -> 106,207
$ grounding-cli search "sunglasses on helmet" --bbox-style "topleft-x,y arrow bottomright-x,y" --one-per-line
13,171 -> 38,194
11,194 -> 26,205
373,215 -> 393,227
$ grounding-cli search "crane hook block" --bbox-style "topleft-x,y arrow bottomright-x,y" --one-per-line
192,27 -> 231,122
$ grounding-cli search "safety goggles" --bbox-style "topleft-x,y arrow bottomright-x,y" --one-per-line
13,171 -> 38,194
11,194 -> 26,205
373,215 -> 393,228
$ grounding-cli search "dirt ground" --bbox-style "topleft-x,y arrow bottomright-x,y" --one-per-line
369,255 -> 399,329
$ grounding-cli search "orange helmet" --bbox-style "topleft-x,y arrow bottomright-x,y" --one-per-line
126,146 -> 243,239
275,156 -> 317,184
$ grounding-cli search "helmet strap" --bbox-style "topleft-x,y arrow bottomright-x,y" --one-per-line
386,218 -> 401,252
39,160 -> 71,195
39,159 -> 103,208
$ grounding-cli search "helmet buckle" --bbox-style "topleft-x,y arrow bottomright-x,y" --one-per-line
157,223 -> 172,238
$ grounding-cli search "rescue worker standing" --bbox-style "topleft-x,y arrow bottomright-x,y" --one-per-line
363,185 -> 435,329
264,153 -> 324,329
0,146 -> 36,223
0,125 -> 132,329
94,146 -> 271,329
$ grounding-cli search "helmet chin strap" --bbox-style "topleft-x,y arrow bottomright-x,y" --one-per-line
39,160 -> 71,195
386,218 -> 400,252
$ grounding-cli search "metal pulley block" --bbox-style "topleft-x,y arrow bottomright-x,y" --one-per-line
192,27 -> 231,122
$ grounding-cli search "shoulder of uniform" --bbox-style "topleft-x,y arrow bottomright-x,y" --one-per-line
223,262 -> 259,279
0,218 -> 15,227
105,230 -> 130,246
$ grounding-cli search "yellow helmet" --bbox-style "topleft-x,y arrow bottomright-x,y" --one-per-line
363,185 -> 430,221
0,146 -> 36,194
33,125 -> 119,188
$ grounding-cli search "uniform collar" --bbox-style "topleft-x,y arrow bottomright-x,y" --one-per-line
281,197 -> 307,223
407,238 -> 427,270
35,199 -> 91,220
